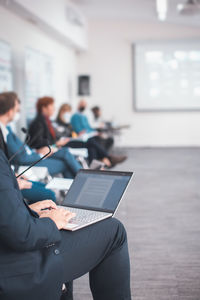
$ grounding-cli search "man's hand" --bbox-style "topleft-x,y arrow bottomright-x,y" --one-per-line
56,137 -> 70,147
40,207 -> 76,230
17,178 -> 32,190
29,200 -> 57,215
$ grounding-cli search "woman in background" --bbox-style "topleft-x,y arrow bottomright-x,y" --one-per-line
55,104 -> 73,138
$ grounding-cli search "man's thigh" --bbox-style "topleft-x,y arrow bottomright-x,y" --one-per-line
59,218 -> 123,281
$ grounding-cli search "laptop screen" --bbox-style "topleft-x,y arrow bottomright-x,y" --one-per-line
63,170 -> 133,213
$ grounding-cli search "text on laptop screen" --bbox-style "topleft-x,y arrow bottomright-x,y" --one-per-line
64,171 -> 131,211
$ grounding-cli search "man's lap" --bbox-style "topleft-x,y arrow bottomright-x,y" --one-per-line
59,218 -> 124,281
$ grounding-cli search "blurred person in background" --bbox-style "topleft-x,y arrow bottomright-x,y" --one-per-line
90,106 -> 114,151
55,103 -> 75,139
90,106 -> 104,130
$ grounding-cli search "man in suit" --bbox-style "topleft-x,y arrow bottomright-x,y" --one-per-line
0,92 -> 74,298
0,92 -> 82,179
0,147 -> 131,300
0,126 -> 8,157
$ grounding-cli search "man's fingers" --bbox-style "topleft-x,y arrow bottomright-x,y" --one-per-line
42,200 -> 57,210
63,210 -> 76,217
64,212 -> 76,223
58,207 -> 72,214
39,210 -> 49,216
46,200 -> 57,209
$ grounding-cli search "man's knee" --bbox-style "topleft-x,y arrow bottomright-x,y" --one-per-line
107,218 -> 128,247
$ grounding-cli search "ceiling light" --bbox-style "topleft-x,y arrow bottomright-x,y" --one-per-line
156,0 -> 168,21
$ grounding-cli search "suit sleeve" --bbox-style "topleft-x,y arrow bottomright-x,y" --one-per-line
0,153 -> 61,252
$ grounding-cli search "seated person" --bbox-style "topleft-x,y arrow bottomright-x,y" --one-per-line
0,98 -> 73,299
55,102 -> 113,165
90,106 -> 114,151
0,92 -> 82,179
71,100 -> 126,163
0,148 -> 131,300
29,98 -> 109,165
71,99 -> 95,135
90,106 -> 106,130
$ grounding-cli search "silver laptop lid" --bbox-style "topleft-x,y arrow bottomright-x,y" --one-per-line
62,169 -> 133,213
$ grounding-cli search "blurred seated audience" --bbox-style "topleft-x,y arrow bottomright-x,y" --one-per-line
29,98 -> 126,167
70,99 -> 126,166
56,103 -> 112,166
0,92 -> 81,179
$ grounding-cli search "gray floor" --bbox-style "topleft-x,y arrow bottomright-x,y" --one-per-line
73,148 -> 200,300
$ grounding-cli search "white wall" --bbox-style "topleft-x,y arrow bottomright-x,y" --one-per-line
14,0 -> 88,50
0,5 -> 78,130
77,20 -> 200,147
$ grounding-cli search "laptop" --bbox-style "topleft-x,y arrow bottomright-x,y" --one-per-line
58,169 -> 133,231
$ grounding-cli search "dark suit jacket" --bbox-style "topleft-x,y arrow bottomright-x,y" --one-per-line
29,114 -> 56,149
0,150 -> 63,300
0,128 -> 8,158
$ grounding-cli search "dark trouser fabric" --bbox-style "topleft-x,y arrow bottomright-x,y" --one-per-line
95,136 -> 114,152
86,137 -> 108,163
66,137 -> 108,164
60,218 -> 131,300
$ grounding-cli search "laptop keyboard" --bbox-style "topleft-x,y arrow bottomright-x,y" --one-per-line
62,207 -> 110,225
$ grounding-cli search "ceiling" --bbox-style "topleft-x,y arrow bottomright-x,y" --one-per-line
70,0 -> 200,27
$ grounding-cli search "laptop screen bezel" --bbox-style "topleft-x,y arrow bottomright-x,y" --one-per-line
62,169 -> 133,213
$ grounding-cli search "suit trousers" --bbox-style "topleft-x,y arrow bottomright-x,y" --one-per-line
59,217 -> 131,300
